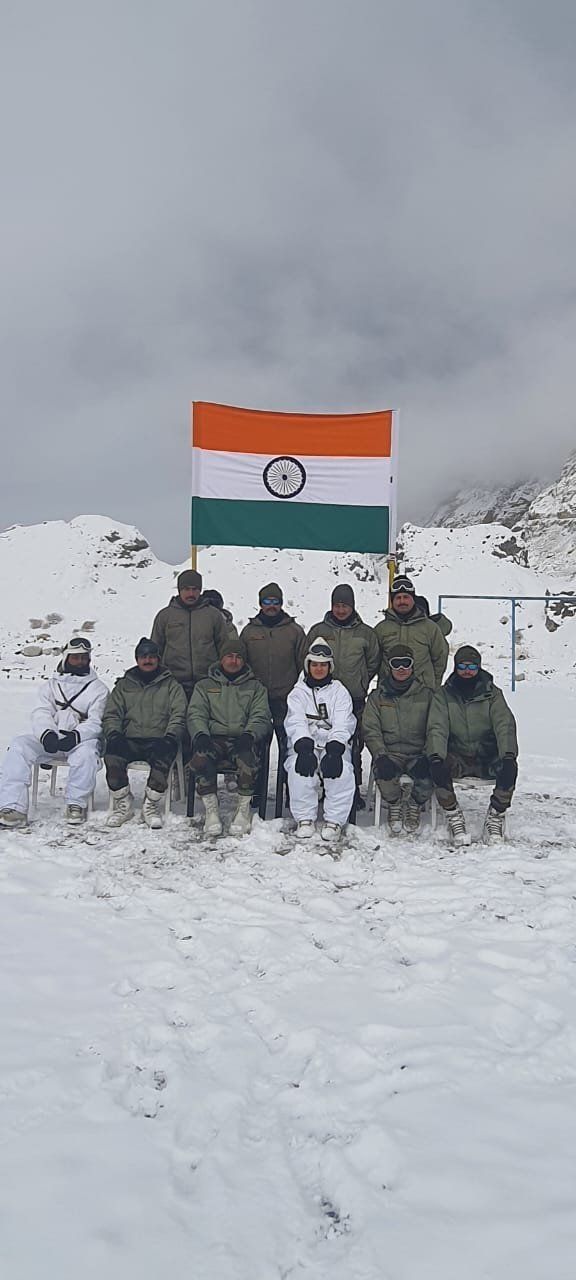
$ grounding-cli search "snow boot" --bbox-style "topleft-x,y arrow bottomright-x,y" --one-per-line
387,800 -> 403,836
483,805 -> 506,845
202,793 -> 223,837
446,804 -> 471,847
404,799 -> 421,833
106,786 -> 134,828
229,794 -> 252,837
321,821 -> 342,843
142,787 -> 164,829
0,808 -> 28,829
66,804 -> 87,825
354,787 -> 366,811
295,820 -> 315,840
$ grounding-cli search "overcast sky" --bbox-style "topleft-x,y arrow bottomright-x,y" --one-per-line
2,0 -> 575,560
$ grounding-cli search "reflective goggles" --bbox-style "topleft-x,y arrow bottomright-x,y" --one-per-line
456,661 -> 479,672
260,597 -> 281,606
389,656 -> 414,671
308,645 -> 332,660
62,636 -> 91,656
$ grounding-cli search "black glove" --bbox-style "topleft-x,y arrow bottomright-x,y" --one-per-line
41,730 -> 60,754
105,731 -> 127,755
412,756 -> 430,780
429,756 -> 452,789
152,734 -> 179,761
497,756 -> 518,789
58,730 -> 80,753
374,755 -> 398,781
294,737 -> 317,777
237,731 -> 255,752
193,733 -> 216,755
189,751 -> 218,780
320,740 -> 345,779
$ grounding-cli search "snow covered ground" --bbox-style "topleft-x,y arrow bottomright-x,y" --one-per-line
2,680 -> 576,1280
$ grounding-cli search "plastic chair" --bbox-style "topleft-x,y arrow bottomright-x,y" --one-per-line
370,767 -> 438,829
187,739 -> 270,819
30,762 -> 95,815
108,747 -> 186,819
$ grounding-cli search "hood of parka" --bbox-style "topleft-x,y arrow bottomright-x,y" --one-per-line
122,665 -> 175,687
445,668 -> 495,700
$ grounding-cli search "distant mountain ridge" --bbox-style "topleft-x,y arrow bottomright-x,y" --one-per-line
427,479 -> 543,530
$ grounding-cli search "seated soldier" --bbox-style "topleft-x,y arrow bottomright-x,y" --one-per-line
0,636 -> 108,828
426,644 -> 518,846
363,644 -> 433,836
187,636 -> 272,838
284,638 -> 356,844
103,637 -> 187,829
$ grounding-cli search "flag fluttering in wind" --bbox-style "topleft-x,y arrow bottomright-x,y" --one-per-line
191,402 -> 397,554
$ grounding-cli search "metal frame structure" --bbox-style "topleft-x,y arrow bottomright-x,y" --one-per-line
437,594 -> 575,691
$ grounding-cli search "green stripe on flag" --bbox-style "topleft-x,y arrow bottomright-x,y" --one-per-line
191,498 -> 389,554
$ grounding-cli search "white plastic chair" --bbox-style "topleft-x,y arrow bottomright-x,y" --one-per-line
370,767 -> 438,829
30,762 -> 95,816
107,748 -> 186,819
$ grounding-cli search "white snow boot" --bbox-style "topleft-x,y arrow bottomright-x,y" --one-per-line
483,805 -> 506,845
142,787 -> 164,829
387,800 -> 403,836
404,799 -> 421,833
66,804 -> 87,825
202,793 -> 223,837
446,804 -> 471,847
229,794 -> 252,837
0,808 -> 28,829
321,821 -> 342,843
106,786 -> 134,828
295,820 -> 315,840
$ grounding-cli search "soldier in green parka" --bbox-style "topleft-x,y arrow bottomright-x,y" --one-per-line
376,576 -> 448,690
363,644 -> 434,835
426,645 -> 518,847
187,635 -> 272,838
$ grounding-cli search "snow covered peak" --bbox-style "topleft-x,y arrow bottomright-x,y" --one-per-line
519,450 -> 576,575
426,479 -> 543,530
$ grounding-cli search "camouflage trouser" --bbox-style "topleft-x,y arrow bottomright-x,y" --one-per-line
193,735 -> 261,797
375,755 -> 433,807
105,735 -> 178,794
435,753 -> 517,814
352,698 -> 365,787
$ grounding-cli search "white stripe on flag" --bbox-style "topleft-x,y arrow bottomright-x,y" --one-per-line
192,449 -> 391,507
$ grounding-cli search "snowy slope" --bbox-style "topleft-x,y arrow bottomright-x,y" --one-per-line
519,450 -> 576,577
427,479 -> 542,530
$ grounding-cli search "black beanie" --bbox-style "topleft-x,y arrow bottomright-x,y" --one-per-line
135,637 -> 160,659
259,582 -> 283,603
332,583 -> 355,608
220,634 -> 248,661
391,575 -> 415,597
178,569 -> 202,591
454,645 -> 481,667
387,643 -> 414,663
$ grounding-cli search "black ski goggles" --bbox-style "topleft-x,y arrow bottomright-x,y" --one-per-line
389,656 -> 414,671
64,637 -> 91,654
308,645 -> 332,661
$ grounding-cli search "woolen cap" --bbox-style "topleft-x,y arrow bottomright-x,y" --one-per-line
332,583 -> 355,607
220,634 -> 247,660
391,575 -> 416,597
135,637 -> 160,659
454,644 -> 481,666
178,569 -> 202,591
259,582 -> 283,603
387,643 -> 414,663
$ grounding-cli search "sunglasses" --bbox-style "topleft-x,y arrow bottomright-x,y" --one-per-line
456,662 -> 479,672
261,598 -> 281,606
389,656 -> 414,670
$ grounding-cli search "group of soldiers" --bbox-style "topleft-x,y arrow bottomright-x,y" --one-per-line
0,568 -> 518,846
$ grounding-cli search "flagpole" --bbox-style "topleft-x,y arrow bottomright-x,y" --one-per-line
190,401 -> 198,569
387,408 -> 399,602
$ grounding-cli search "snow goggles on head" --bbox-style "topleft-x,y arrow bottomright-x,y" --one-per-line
389,656 -> 413,670
456,661 -> 479,672
62,636 -> 91,657
309,645 -> 332,660
260,597 -> 281,606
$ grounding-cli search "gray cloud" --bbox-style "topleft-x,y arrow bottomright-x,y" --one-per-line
2,0 -> 576,558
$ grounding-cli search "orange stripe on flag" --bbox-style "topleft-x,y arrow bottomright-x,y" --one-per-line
192,402 -> 393,458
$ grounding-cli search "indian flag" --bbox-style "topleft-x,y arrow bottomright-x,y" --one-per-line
191,402 -> 397,554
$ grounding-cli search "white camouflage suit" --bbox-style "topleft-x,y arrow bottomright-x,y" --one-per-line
285,674 -> 356,826
0,667 -> 109,815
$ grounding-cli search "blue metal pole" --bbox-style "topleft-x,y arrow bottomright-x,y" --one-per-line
511,597 -> 517,692
437,594 -> 443,615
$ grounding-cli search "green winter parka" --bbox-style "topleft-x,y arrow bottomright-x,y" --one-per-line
150,597 -> 234,695
363,676 -> 434,762
187,663 -> 272,742
376,607 -> 448,690
240,613 -> 307,700
426,670 -> 518,762
306,613 -> 380,701
102,667 -> 187,741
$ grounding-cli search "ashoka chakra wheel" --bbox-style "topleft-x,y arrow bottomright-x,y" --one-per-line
262,456 -> 307,499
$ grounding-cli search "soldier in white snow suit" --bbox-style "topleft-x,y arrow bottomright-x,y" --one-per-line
0,637 -> 108,828
285,638 -> 356,843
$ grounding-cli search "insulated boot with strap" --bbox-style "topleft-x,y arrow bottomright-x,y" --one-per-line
446,804 -> 471,847
0,808 -> 28,829
229,794 -> 252,837
107,786 -> 134,828
321,821 -> 342,843
387,800 -> 403,836
483,805 -> 506,844
404,799 -> 421,833
295,820 -> 315,840
142,787 -> 164,829
66,804 -> 87,825
202,793 -> 223,837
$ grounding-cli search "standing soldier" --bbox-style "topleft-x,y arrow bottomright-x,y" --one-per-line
151,569 -> 233,699
306,584 -> 380,808
376,576 -> 448,690
240,582 -> 307,748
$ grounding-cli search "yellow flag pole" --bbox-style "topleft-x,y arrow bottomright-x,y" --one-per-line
191,401 -> 198,570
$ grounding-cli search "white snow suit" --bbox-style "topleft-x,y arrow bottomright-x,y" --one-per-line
285,675 -> 356,826
0,667 -> 109,814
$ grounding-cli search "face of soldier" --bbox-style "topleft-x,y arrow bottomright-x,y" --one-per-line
221,652 -> 245,675
390,660 -> 413,683
392,592 -> 414,615
137,653 -> 160,674
260,598 -> 282,617
179,585 -> 202,605
308,660 -> 330,680
332,602 -> 353,621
